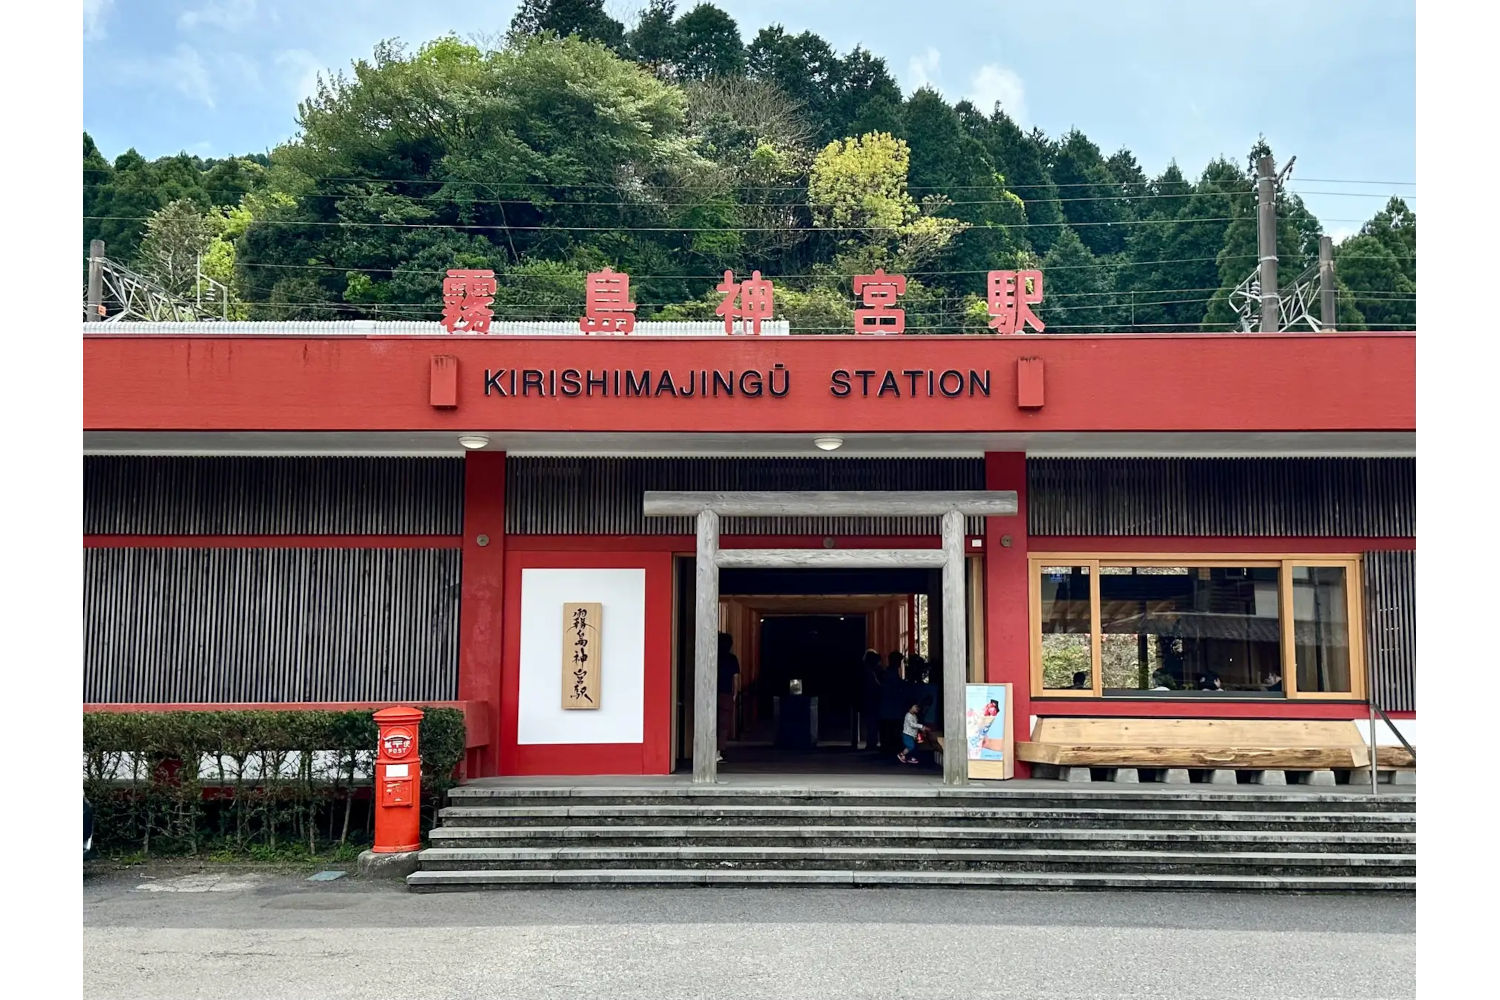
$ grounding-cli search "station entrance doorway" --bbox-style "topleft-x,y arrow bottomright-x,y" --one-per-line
672,560 -> 983,774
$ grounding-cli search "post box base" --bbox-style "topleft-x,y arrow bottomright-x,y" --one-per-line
357,849 -> 421,880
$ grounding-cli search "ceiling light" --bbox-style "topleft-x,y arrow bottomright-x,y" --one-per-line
813,436 -> 844,451
457,434 -> 490,450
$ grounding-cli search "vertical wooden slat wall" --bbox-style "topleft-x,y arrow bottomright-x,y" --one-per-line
83,456 -> 465,703
1026,457 -> 1414,536
84,547 -> 461,703
1363,550 -> 1416,712
83,456 -> 464,534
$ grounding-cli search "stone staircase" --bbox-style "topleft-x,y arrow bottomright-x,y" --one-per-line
406,782 -> 1414,892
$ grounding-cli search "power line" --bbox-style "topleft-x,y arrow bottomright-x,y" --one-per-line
85,214 -> 1376,232
79,166 -> 1417,192
223,254 -> 1263,279
77,180 -> 1413,209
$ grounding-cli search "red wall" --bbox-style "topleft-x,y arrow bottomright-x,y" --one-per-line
83,333 -> 1414,434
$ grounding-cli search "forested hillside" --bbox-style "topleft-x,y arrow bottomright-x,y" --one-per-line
81,0 -> 1416,331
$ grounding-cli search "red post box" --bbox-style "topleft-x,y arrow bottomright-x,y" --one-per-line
372,706 -> 424,854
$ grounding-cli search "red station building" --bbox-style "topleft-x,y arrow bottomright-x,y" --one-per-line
82,320 -> 1415,782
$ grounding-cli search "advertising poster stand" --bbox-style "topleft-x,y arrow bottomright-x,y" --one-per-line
964,682 -> 1015,780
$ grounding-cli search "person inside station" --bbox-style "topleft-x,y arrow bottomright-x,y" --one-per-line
878,651 -> 909,758
716,632 -> 739,764
859,648 -> 883,751
1070,670 -> 1090,689
908,655 -> 937,726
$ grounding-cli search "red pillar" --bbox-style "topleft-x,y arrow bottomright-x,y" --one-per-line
457,451 -> 506,777
984,451 -> 1032,777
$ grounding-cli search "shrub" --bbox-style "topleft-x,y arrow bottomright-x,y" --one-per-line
82,708 -> 465,857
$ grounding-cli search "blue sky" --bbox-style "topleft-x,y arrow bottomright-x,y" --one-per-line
82,0 -> 1415,238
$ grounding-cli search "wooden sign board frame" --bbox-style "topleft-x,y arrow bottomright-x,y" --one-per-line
562,602 -> 602,710
964,682 -> 1015,779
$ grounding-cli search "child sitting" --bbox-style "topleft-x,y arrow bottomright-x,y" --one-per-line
898,701 -> 930,764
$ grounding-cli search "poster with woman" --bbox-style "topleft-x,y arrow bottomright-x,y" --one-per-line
964,683 -> 1014,779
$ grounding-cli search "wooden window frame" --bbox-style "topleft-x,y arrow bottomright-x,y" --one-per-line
1028,553 -> 1365,701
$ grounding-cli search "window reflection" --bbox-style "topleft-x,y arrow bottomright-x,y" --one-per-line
1096,566 -> 1284,696
1294,566 -> 1352,693
1039,566 -> 1091,690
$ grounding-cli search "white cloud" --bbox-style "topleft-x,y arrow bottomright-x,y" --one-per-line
906,47 -> 942,95
167,46 -> 217,108
83,0 -> 114,40
1326,224 -> 1358,244
276,49 -> 329,104
117,44 -> 218,109
966,63 -> 1027,124
179,0 -> 259,31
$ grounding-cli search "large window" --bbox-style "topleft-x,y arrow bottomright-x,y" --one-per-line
1029,555 -> 1363,700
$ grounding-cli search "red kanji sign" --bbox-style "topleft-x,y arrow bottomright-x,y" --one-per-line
579,268 -> 637,334
715,269 -> 775,335
852,268 -> 907,334
441,269 -> 496,334
986,269 -> 1044,334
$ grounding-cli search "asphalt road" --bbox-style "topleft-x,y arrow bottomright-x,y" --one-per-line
83,862 -> 1415,1000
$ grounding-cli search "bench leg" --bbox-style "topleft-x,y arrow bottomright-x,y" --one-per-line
1061,766 -> 1093,783
1251,769 -> 1286,785
1113,768 -> 1140,783
1210,769 -> 1238,785
1391,770 -> 1416,786
1162,768 -> 1190,784
1306,769 -> 1336,787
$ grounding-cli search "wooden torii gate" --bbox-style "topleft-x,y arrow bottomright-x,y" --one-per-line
643,490 -> 1019,785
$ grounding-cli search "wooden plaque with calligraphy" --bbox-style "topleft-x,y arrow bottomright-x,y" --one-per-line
562,602 -> 602,710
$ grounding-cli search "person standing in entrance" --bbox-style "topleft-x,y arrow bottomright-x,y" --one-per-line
878,651 -> 908,758
859,649 -> 883,751
717,632 -> 739,764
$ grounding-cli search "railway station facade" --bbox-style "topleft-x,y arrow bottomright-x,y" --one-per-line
82,321 -> 1415,780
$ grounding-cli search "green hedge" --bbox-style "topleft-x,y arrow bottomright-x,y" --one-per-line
83,709 -> 466,857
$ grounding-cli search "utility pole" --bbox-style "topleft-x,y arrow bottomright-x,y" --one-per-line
1318,235 -> 1337,331
1256,155 -> 1279,333
87,239 -> 105,322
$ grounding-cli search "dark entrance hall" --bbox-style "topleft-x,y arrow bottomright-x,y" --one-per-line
673,561 -> 955,773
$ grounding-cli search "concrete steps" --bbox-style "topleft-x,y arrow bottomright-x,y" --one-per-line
410,784 -> 1415,892
435,805 -> 1417,832
428,825 -> 1416,853
407,868 -> 1414,892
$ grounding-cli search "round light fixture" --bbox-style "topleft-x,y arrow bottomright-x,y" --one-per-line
457,434 -> 491,450
813,436 -> 844,451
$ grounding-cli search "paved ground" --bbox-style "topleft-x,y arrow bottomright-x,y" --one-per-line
83,861 -> 1414,1000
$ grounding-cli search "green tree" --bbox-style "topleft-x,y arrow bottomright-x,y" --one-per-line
1038,227 -> 1119,332
745,26 -> 843,143
808,130 -> 967,274
1335,233 -> 1415,329
251,35 -> 700,317
672,4 -> 745,80
906,93 -> 1027,301
83,133 -> 113,255
136,198 -> 217,295
832,47 -> 903,139
1117,158 -> 1242,331
1048,129 -> 1129,257
627,0 -> 678,73
507,0 -> 625,51
961,110 -> 1062,254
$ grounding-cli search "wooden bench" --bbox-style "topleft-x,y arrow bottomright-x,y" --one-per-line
1017,718 -> 1375,771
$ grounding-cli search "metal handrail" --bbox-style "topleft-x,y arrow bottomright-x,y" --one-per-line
1365,695 -> 1415,796
1373,700 -> 1416,762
